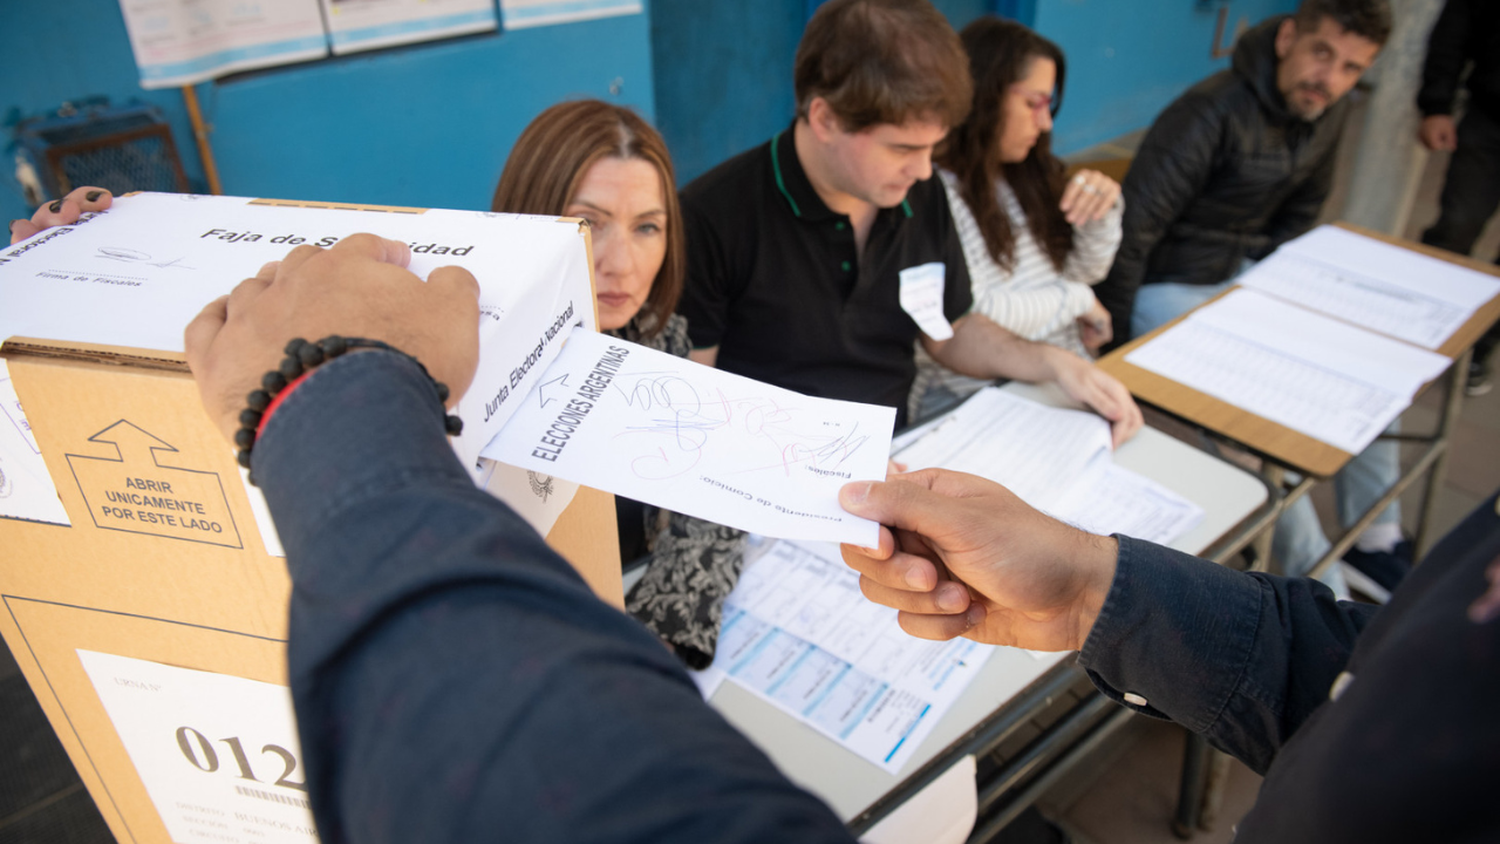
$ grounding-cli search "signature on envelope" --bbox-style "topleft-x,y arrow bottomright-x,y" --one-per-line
96,247 -> 194,270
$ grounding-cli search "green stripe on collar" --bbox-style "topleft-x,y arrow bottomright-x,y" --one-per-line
770,131 -> 802,218
901,198 -> 913,218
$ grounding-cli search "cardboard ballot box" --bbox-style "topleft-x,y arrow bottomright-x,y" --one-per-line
0,196 -> 620,844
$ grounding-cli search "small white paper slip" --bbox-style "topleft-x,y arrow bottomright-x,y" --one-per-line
476,457 -> 580,538
0,359 -> 71,526
76,650 -> 318,844
899,262 -> 954,341
486,331 -> 895,547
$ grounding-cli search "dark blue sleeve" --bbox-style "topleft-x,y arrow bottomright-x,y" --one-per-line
253,350 -> 853,844
1078,536 -> 1380,774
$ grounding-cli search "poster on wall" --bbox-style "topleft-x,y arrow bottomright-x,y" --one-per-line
319,0 -> 498,55
116,0 -> 328,89
499,0 -> 642,30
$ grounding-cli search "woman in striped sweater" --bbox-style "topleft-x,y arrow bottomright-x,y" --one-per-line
912,17 -> 1124,422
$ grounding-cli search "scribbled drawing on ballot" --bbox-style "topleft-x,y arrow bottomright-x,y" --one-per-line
607,368 -> 875,482
486,330 -> 895,546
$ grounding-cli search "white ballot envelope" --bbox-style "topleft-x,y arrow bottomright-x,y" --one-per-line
487,331 -> 895,546
0,192 -> 596,474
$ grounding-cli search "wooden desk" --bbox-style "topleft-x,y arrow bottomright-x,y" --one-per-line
1097,223 -> 1500,480
708,382 -> 1273,842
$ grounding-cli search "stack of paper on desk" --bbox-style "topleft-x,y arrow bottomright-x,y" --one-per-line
893,388 -> 1204,545
1125,226 -> 1496,455
1239,225 -> 1500,350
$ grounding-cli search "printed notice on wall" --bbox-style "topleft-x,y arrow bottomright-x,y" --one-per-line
319,0 -> 497,55
500,0 -> 642,29
116,0 -> 329,89
77,651 -> 317,844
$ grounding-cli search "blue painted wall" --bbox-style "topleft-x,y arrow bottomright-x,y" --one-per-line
1035,0 -> 1298,153
2,1 -> 654,223
651,0 -> 993,187
649,0 -> 1299,186
6,0 -> 1302,223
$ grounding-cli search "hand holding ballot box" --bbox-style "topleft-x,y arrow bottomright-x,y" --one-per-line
0,193 -> 621,844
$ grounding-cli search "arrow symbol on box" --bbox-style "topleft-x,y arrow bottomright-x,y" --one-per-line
536,374 -> 569,408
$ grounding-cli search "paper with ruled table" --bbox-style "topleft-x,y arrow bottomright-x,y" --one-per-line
1126,288 -> 1451,454
891,387 -> 1203,546
1237,226 -> 1500,349
697,539 -> 994,774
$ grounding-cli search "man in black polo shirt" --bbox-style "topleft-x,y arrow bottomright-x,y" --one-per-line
678,0 -> 1141,440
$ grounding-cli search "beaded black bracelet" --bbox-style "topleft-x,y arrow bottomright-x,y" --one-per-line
236,336 -> 463,485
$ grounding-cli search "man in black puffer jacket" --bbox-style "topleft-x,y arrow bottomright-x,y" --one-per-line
1095,0 -> 1388,344
1092,0 -> 1403,597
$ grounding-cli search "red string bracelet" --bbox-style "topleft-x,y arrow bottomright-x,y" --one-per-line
233,336 -> 462,485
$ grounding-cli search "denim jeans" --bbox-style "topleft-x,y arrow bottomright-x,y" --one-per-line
1133,278 -> 1402,593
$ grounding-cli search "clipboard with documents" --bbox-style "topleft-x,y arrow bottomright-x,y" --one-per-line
1103,225 -> 1500,475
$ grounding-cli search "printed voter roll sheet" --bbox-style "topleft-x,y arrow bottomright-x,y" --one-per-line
709,540 -> 994,774
486,330 -> 896,546
1126,288 -> 1451,454
893,387 -> 1202,545
77,650 -> 317,844
0,358 -> 71,526
0,192 -> 596,474
1239,225 -> 1500,350
117,0 -> 328,89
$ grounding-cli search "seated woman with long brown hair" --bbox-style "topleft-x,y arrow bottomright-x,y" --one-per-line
911,17 -> 1126,422
492,100 -> 744,669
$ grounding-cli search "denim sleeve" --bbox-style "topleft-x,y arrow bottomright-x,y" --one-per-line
1078,536 -> 1379,774
253,350 -> 852,844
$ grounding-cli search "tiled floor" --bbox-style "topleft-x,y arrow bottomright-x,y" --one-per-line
3,90 -> 1498,844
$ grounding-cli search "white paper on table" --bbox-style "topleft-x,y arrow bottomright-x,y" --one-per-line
709,540 -> 994,773
487,331 -> 894,546
0,193 -> 596,478
1239,226 -> 1500,349
899,262 -> 954,341
894,387 -> 1112,512
319,0 -> 497,55
77,650 -> 317,844
1051,463 -> 1203,546
475,457 -> 579,538
0,359 -> 70,526
860,754 -> 977,844
1127,288 -> 1451,454
116,0 -> 328,89
893,387 -> 1202,545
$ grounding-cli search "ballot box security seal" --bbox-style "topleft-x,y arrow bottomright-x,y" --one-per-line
235,336 -> 463,484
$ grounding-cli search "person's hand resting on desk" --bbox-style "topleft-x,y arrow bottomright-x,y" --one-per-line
1048,349 -> 1142,448
183,234 -> 481,442
838,469 -> 1118,651
9,186 -> 113,244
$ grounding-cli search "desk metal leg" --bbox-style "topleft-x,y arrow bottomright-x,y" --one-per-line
1172,731 -> 1211,839
1417,348 -> 1471,559
1250,465 -> 1285,574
